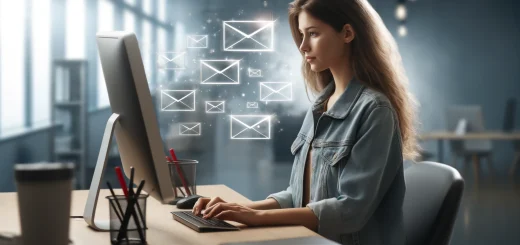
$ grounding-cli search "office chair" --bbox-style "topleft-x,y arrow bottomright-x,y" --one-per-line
445,105 -> 494,181
503,98 -> 520,177
403,161 -> 465,245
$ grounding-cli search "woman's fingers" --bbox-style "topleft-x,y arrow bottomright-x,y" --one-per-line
192,197 -> 210,215
205,197 -> 224,209
203,203 -> 239,219
201,197 -> 225,214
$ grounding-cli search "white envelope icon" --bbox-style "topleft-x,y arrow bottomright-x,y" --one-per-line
223,20 -> 275,52
260,82 -> 293,101
187,35 -> 208,48
205,101 -> 225,113
161,90 -> 196,111
157,52 -> 185,70
179,123 -> 201,136
200,60 -> 240,84
246,102 -> 258,108
248,68 -> 262,77
230,115 -> 271,140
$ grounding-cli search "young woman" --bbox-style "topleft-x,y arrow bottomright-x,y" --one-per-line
192,0 -> 418,244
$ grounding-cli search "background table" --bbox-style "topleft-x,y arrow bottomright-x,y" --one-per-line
419,131 -> 520,163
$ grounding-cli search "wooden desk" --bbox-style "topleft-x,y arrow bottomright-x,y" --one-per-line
0,185 -> 318,245
418,131 -> 520,163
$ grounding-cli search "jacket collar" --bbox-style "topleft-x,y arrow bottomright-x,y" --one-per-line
312,76 -> 365,119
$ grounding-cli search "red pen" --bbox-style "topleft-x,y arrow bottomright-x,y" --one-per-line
165,156 -> 186,197
168,148 -> 192,196
115,166 -> 129,198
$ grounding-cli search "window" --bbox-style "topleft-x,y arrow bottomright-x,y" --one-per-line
157,28 -> 168,84
142,0 -> 152,16
32,0 -> 51,127
65,0 -> 85,59
97,0 -> 114,108
124,9 -> 135,32
173,22 -> 185,80
158,0 -> 166,22
142,21 -> 153,81
0,0 -> 26,132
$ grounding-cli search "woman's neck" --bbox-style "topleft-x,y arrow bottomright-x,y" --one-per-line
329,62 -> 354,96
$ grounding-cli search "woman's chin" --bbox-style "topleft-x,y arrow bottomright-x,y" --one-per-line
310,64 -> 326,72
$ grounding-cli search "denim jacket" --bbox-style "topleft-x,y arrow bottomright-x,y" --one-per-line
267,77 -> 406,245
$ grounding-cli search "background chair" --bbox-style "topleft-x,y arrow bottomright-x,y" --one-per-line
446,105 -> 494,182
503,98 -> 520,176
403,161 -> 465,245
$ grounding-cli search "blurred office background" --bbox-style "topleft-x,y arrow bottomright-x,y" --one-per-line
0,0 -> 519,244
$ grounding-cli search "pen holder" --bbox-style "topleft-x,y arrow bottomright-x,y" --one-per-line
106,194 -> 148,245
167,159 -> 197,200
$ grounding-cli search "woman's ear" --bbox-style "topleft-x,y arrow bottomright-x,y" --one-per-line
342,24 -> 355,43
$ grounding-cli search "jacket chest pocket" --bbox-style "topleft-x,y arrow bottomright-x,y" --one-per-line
313,142 -> 353,197
315,143 -> 353,166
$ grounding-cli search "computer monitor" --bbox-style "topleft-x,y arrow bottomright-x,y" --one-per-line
83,31 -> 174,231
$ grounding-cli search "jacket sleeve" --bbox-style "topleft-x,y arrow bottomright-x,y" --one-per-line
306,106 -> 403,236
266,185 -> 294,209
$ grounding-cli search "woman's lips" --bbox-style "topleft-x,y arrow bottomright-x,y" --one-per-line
306,56 -> 316,62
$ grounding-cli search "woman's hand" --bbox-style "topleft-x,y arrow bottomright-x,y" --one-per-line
201,202 -> 266,227
192,196 -> 227,216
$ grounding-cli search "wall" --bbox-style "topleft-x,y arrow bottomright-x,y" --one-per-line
371,0 -> 520,170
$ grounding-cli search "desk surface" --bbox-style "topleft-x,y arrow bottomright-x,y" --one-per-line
0,185 -> 317,245
419,131 -> 520,140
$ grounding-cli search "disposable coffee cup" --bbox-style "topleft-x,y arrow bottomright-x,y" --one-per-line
14,162 -> 75,245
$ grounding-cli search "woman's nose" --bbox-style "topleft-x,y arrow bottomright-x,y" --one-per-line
299,38 -> 310,53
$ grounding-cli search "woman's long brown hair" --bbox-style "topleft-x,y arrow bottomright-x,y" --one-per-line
289,0 -> 420,160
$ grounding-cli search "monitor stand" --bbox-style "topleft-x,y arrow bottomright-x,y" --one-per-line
83,113 -> 120,231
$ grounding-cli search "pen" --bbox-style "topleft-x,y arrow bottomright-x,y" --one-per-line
135,179 -> 147,229
115,166 -> 144,243
169,148 -> 192,196
107,181 -> 129,243
117,180 -> 146,243
165,156 -> 186,197
128,167 -> 147,229
106,182 -> 124,223
127,168 -> 145,242
129,166 -> 135,194
115,166 -> 129,198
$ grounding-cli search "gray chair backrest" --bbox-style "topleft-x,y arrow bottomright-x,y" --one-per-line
403,161 -> 465,245
503,98 -> 516,132
446,105 -> 492,152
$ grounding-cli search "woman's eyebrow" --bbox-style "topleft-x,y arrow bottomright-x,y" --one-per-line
298,26 -> 317,32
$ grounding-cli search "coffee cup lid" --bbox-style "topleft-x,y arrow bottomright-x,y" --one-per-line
15,162 -> 74,182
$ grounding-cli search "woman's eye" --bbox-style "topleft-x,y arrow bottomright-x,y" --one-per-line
309,32 -> 317,37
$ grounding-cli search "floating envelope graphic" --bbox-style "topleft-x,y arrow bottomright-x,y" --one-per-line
187,35 -> 208,48
161,90 -> 196,111
157,52 -> 185,70
200,60 -> 240,84
179,123 -> 201,136
248,68 -> 262,77
260,82 -> 293,101
246,102 -> 258,108
230,115 -> 271,140
223,20 -> 274,52
205,101 -> 225,113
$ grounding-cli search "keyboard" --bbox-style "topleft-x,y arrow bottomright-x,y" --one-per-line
171,211 -> 240,232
